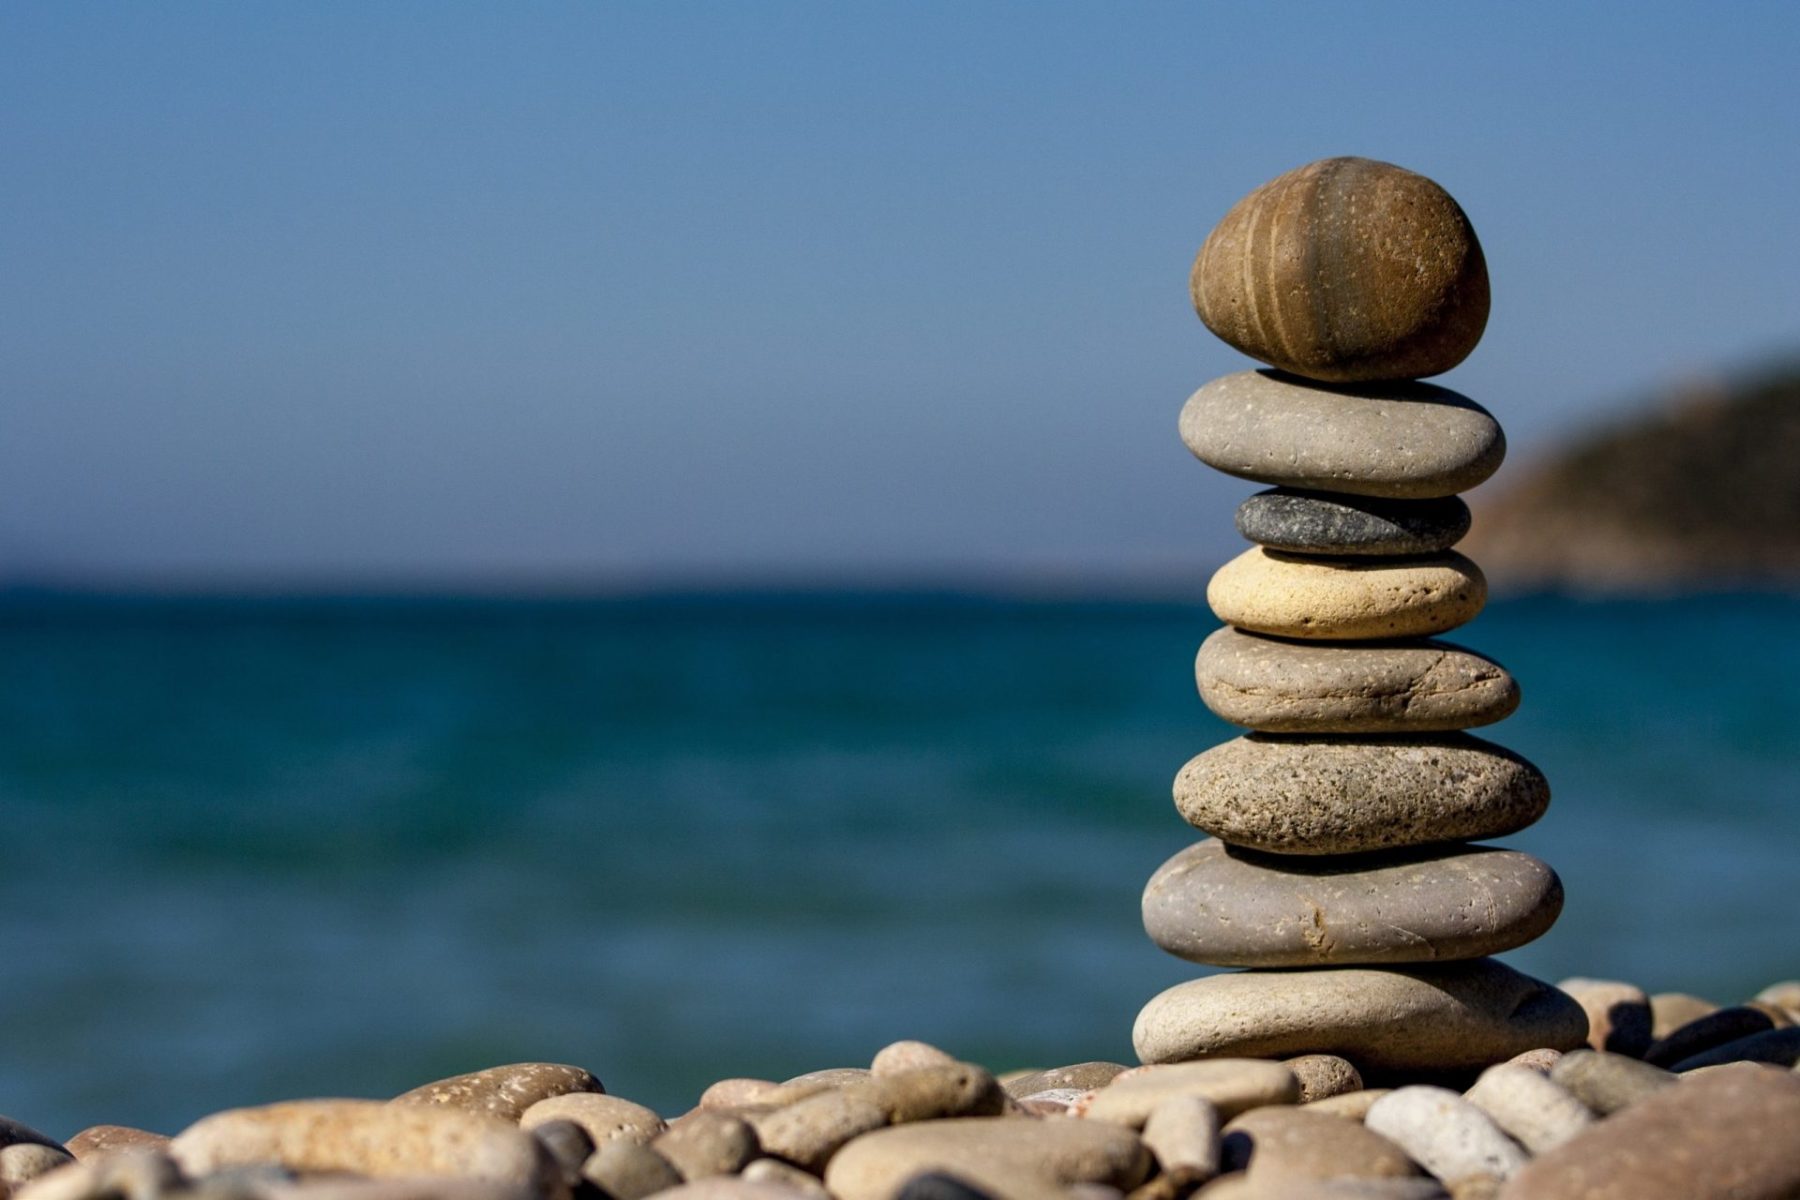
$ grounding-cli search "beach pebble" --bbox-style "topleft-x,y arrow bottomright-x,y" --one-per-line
1235,489 -> 1473,558
823,1118 -> 1151,1200
1080,1061 -> 1298,1127
169,1100 -> 556,1192
1645,1005 -> 1786,1067
1669,1026 -> 1800,1071
1303,1090 -> 1393,1121
259,1183 -> 537,1200
0,1120 -> 63,1155
854,1066 -> 1007,1124
582,1140 -> 684,1200
1173,734 -> 1550,856
1,1145 -> 75,1187
1222,1106 -> 1418,1183
701,1081 -> 782,1111
1648,992 -> 1718,1039
1016,1089 -> 1087,1113
530,1119 -> 596,1182
521,1093 -> 667,1146
653,1111 -> 759,1179
391,1062 -> 601,1122
1140,1096 -> 1220,1182
871,1043 -> 959,1077
1134,959 -> 1587,1072
1462,1065 -> 1593,1154
62,1127 -> 170,1165
1497,1063 -> 1800,1199
892,1175 -> 997,1200
1195,1179 -> 1448,1200
1207,548 -> 1487,641
1195,628 -> 1517,734
1548,1050 -> 1675,1114
1556,978 -> 1653,1058
1180,373 -> 1503,500
1001,1064 -> 1126,1099
1501,1048 -> 1562,1074
652,1180 -> 827,1200
1753,980 -> 1800,1019
1143,839 -> 1561,966
748,1091 -> 888,1173
1283,1056 -> 1364,1103
784,1069 -> 870,1088
1365,1087 -> 1526,1185
742,1159 -> 832,1199
1191,157 -> 1489,383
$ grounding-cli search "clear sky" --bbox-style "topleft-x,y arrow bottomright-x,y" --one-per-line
4,2 -> 1797,588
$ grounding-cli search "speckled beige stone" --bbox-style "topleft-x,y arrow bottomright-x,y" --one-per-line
392,1063 -> 602,1122
169,1100 -> 557,1192
63,1126 -> 170,1165
1208,548 -> 1486,641
1082,1061 -> 1299,1127
1283,1056 -> 1364,1104
1462,1065 -> 1593,1154
1191,158 -> 1489,383
1303,1089 -> 1393,1121
1134,960 -> 1587,1072
1180,373 -> 1503,500
823,1119 -> 1151,1200
1196,628 -> 1518,734
1173,735 -> 1550,856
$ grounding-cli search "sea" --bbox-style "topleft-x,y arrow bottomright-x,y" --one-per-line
2,590 -> 1795,1139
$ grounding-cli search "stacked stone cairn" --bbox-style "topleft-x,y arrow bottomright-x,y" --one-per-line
1133,157 -> 1590,1077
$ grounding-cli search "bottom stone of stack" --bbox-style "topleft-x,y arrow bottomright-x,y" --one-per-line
1132,958 -> 1587,1072
1143,838 -> 1564,967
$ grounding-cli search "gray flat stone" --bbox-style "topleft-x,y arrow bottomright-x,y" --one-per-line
1179,371 -> 1505,500
1236,489 -> 1472,556
1133,959 -> 1588,1073
1195,628 -> 1519,733
1173,734 -> 1551,855
1142,839 -> 1562,968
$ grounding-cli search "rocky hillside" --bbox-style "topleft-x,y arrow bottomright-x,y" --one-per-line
1466,361 -> 1800,592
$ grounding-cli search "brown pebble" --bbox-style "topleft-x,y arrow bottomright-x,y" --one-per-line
1191,157 -> 1489,382
1140,1096 -> 1220,1183
652,1112 -> 760,1180
1302,1089 -> 1393,1122
1502,1048 -> 1563,1074
1002,1064 -> 1127,1099
1082,1061 -> 1299,1127
1548,1050 -> 1675,1115
62,1127 -> 170,1166
521,1094 -> 667,1147
783,1069 -> 870,1088
1223,1106 -> 1418,1184
700,1081 -> 782,1111
391,1062 -> 602,1122
1648,992 -> 1718,1040
748,1091 -> 888,1174
1557,978 -> 1653,1058
871,1042 -> 958,1077
582,1140 -> 686,1200
1283,1056 -> 1363,1103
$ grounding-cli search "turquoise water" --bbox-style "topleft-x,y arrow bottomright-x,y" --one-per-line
2,592 -> 1796,1138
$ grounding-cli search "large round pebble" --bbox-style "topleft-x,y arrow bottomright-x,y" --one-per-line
1196,628 -> 1517,734
1173,734 -> 1550,856
1180,372 -> 1504,500
1191,157 -> 1489,382
1497,1064 -> 1800,1199
169,1101 -> 556,1192
1236,489 -> 1473,557
1133,959 -> 1587,1072
1208,548 -> 1487,640
1143,839 -> 1561,966
823,1118 -> 1151,1200
391,1063 -> 601,1122
1364,1087 -> 1526,1185
521,1094 -> 666,1147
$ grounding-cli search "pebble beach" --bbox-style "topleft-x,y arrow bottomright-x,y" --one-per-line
7,154 -> 1800,1199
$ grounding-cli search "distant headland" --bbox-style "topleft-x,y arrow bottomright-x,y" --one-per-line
1467,359 -> 1800,593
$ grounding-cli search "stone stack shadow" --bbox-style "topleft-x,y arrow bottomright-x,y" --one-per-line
1133,157 -> 1588,1076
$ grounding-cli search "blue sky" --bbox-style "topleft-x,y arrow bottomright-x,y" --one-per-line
3,2 -> 1797,587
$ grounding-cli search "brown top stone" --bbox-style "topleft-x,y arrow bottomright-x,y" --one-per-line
1192,157 -> 1489,382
